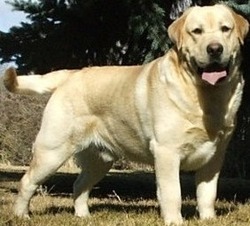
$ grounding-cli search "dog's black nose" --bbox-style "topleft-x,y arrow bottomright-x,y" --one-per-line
207,43 -> 223,57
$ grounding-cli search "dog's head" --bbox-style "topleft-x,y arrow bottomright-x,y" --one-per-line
168,4 -> 249,85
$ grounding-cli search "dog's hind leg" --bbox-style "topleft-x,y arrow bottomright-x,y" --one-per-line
73,148 -> 113,217
14,141 -> 74,218
14,97 -> 78,217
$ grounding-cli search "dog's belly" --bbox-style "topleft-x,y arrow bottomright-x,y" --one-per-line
109,135 -> 154,165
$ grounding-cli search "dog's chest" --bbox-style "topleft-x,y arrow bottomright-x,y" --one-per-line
179,138 -> 216,171
179,125 -> 233,171
179,84 -> 242,171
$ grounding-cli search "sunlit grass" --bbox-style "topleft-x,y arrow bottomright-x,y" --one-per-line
2,190 -> 250,226
1,168 -> 250,226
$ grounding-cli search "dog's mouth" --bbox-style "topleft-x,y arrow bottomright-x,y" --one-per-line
197,63 -> 229,85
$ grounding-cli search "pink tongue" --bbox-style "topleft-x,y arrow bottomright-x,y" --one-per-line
202,71 -> 227,85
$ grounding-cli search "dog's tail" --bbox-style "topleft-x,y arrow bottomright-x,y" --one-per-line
3,67 -> 72,95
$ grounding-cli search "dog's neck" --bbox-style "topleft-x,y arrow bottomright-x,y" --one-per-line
197,75 -> 244,139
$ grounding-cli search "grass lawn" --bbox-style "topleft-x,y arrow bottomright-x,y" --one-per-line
1,166 -> 250,226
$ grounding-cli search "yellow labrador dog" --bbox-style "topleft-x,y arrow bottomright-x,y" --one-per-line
3,4 -> 249,225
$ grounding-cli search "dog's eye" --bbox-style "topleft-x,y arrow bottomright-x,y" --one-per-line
192,28 -> 203,35
221,26 -> 231,33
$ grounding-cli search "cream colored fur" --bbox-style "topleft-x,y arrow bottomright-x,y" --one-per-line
3,5 -> 249,225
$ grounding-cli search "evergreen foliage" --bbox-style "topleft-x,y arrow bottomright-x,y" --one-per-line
128,1 -> 171,63
225,0 -> 250,19
1,0 -> 131,73
0,0 -> 174,73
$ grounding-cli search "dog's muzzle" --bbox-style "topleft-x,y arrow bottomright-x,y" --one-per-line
195,42 -> 229,85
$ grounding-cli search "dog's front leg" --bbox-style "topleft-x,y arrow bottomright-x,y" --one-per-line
195,149 -> 225,220
196,170 -> 218,219
153,142 -> 183,225
195,167 -> 219,219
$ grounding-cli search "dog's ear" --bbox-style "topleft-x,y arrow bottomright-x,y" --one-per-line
231,9 -> 249,44
167,9 -> 190,49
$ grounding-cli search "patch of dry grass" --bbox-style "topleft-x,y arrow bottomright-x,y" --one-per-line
0,83 -> 49,165
1,168 -> 250,226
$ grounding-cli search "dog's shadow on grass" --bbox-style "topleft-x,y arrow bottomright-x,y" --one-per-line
39,171 -> 248,219
43,202 -> 159,217
42,200 -> 235,221
1,169 -> 249,219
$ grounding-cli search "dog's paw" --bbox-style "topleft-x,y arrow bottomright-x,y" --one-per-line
164,214 -> 183,225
